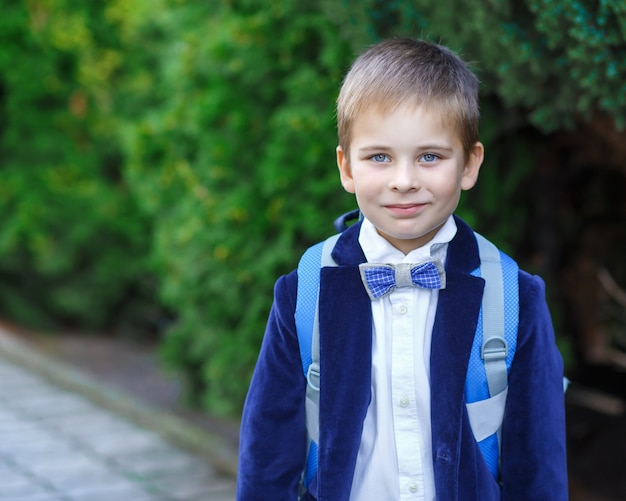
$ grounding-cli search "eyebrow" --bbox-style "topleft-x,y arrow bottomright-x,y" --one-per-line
420,144 -> 455,153
357,144 -> 455,152
357,146 -> 391,152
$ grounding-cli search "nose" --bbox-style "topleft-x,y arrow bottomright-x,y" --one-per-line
389,160 -> 419,192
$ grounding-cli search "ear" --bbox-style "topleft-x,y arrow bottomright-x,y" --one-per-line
460,141 -> 484,191
337,146 -> 356,194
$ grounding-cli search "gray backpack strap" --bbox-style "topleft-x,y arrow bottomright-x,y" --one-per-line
466,231 -> 521,480
474,233 -> 508,397
305,234 -> 340,444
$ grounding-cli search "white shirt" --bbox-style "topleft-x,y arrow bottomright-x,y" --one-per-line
349,216 -> 457,501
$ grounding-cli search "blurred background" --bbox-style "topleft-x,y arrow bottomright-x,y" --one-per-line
0,0 -> 625,498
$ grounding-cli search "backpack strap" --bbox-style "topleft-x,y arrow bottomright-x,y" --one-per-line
466,232 -> 519,479
333,209 -> 362,233
475,233 -> 510,397
295,234 -> 339,489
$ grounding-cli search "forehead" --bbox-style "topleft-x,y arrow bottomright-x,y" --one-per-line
350,101 -> 461,144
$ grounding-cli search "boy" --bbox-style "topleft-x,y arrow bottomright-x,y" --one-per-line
237,38 -> 568,500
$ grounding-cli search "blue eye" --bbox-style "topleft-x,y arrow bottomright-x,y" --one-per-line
421,153 -> 439,162
371,154 -> 389,163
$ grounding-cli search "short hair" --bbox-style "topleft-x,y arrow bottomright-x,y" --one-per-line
336,38 -> 480,159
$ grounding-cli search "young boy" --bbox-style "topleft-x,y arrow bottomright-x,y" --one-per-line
237,38 -> 568,500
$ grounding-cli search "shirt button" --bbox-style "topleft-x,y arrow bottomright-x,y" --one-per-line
399,397 -> 410,407
409,482 -> 418,493
398,304 -> 408,314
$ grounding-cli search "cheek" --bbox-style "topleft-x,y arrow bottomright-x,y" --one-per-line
352,171 -> 381,197
429,176 -> 463,204
424,170 -> 447,187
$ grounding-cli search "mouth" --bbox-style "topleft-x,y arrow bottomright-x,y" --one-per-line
384,203 -> 427,216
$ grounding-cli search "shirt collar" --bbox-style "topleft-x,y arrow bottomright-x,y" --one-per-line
358,215 -> 457,265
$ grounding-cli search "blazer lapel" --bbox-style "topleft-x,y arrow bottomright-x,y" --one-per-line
430,217 -> 485,500
316,222 -> 373,501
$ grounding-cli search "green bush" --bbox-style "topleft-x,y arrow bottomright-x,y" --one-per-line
0,1 -> 157,333
120,0 -> 355,414
328,0 -> 626,131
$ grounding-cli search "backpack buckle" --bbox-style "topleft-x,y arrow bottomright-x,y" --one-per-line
307,363 -> 321,392
481,336 -> 508,361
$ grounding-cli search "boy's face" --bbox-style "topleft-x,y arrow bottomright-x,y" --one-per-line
337,104 -> 483,254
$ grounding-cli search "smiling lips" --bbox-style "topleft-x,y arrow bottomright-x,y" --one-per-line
384,203 -> 428,216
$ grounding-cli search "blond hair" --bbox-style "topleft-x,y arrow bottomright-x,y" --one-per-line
337,38 -> 480,159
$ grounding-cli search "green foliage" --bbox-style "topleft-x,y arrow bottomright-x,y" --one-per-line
329,0 -> 626,132
0,0 -> 156,332
118,0 -> 355,413
524,0 -> 626,128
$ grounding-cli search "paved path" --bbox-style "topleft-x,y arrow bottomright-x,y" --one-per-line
0,341 -> 237,500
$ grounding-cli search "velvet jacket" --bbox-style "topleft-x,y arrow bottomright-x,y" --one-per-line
237,217 -> 568,501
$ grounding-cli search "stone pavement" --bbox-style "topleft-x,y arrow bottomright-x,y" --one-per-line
0,331 -> 238,501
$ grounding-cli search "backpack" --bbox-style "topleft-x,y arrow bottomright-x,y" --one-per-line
295,220 -> 519,491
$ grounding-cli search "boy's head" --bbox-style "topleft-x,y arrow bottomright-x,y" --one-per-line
336,38 -> 480,161
335,38 -> 484,253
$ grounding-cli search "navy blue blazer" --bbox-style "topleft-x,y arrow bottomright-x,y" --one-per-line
237,217 -> 568,500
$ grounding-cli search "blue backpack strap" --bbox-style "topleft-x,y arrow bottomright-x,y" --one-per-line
295,234 -> 339,490
466,232 -> 519,480
296,242 -> 323,377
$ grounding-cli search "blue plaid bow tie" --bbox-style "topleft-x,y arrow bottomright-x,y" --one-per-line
359,260 -> 446,300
